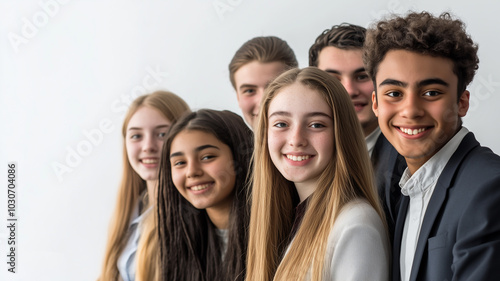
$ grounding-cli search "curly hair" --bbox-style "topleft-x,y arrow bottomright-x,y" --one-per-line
229,36 -> 298,88
309,23 -> 366,67
363,11 -> 479,96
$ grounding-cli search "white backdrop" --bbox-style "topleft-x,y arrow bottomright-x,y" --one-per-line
0,0 -> 499,280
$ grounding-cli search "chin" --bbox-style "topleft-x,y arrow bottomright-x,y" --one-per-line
140,175 -> 156,182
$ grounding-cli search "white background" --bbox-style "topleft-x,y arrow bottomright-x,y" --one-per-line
0,0 -> 499,280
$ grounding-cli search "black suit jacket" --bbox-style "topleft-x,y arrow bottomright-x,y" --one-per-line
371,133 -> 406,241
391,132 -> 500,281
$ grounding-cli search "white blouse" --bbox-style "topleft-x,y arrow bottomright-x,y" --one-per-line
323,199 -> 390,280
286,198 -> 390,280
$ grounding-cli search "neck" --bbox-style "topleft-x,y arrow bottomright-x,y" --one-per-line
405,159 -> 422,176
363,122 -> 379,137
405,126 -> 463,175
294,181 -> 316,203
146,180 -> 157,207
206,204 -> 231,229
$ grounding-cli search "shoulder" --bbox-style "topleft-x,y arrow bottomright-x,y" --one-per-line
455,132 -> 500,171
447,139 -> 500,188
325,199 -> 390,280
328,199 -> 388,248
436,132 -> 500,193
462,145 -> 500,171
438,135 -> 500,228
335,199 -> 384,229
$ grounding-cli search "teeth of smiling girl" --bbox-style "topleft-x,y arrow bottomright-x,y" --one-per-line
142,159 -> 158,164
401,127 -> 426,135
286,155 -> 311,161
191,184 -> 210,191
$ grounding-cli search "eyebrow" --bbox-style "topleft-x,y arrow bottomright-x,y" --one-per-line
378,79 -> 407,88
417,78 -> 449,87
170,144 -> 219,158
268,111 -> 332,119
324,67 -> 366,75
378,78 -> 449,88
128,124 -> 170,131
239,79 -> 274,91
238,84 -> 257,90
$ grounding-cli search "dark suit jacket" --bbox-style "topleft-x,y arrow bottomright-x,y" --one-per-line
391,132 -> 500,281
371,133 -> 406,241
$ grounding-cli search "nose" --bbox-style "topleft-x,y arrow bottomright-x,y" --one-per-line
289,124 -> 308,147
400,93 -> 424,119
142,134 -> 158,152
343,78 -> 359,97
186,161 -> 203,178
252,88 -> 264,117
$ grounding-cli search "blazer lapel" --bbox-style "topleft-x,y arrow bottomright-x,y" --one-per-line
373,134 -> 406,228
392,195 -> 409,281
408,132 -> 479,281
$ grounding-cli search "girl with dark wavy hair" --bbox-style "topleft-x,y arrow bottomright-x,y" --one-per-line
157,109 -> 253,281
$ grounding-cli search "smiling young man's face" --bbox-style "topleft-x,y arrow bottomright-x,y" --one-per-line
317,46 -> 378,136
372,50 -> 469,174
234,61 -> 288,129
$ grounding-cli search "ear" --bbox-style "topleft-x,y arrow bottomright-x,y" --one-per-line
458,90 -> 470,117
372,90 -> 379,117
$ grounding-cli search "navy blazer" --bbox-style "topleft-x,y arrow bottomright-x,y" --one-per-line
372,133 -> 406,241
391,132 -> 500,281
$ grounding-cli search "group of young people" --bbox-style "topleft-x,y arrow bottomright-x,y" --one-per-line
97,11 -> 500,281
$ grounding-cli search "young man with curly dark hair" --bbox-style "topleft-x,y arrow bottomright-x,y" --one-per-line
364,11 -> 500,281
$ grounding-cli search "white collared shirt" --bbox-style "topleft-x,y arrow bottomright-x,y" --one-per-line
399,127 -> 468,281
117,201 -> 152,281
366,127 -> 382,157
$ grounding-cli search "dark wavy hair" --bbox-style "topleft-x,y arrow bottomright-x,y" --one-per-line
229,36 -> 298,89
363,11 -> 479,96
309,23 -> 367,67
156,109 -> 253,281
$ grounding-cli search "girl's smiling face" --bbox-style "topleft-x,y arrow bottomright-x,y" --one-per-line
126,106 -> 171,183
267,82 -> 334,201
169,130 -> 236,228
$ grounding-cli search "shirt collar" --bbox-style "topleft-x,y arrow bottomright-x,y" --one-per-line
400,127 -> 469,196
130,190 -> 153,225
365,126 -> 382,157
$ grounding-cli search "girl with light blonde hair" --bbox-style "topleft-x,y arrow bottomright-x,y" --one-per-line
245,67 -> 389,281
98,90 -> 190,281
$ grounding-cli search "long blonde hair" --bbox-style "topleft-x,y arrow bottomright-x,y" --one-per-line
98,90 -> 190,281
135,207 -> 160,281
245,67 -> 385,281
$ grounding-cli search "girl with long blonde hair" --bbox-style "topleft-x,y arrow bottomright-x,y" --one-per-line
98,91 -> 190,281
245,67 -> 389,281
